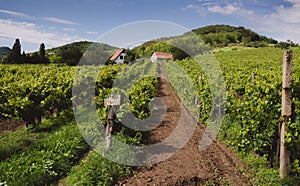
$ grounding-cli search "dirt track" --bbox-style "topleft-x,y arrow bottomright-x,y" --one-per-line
117,64 -> 251,185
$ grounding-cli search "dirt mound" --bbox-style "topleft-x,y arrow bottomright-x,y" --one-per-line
117,64 -> 250,185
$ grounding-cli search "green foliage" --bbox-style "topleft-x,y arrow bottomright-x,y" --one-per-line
192,24 -> 277,47
60,47 -> 83,66
47,41 -> 94,54
7,39 -> 21,64
239,153 -> 299,185
38,43 -> 48,63
48,54 -> 61,63
275,40 -> 299,49
125,48 -> 136,63
131,41 -> 189,60
0,111 -> 74,162
171,47 -> 300,181
0,64 -> 75,125
6,39 -> 49,64
0,122 -> 89,185
65,150 -> 132,186
0,47 -> 12,61
65,128 -> 144,186
65,60 -> 158,185
0,56 -> 158,185
47,41 -> 116,65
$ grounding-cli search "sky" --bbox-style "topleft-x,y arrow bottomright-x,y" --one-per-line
0,0 -> 299,52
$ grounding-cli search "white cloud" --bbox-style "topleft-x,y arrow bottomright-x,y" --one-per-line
252,0 -> 300,43
86,31 -> 98,35
0,36 -> 9,42
207,4 -> 240,15
285,0 -> 300,6
0,19 -> 83,48
0,9 -> 34,19
183,3 -> 252,17
63,28 -> 76,31
48,26 -> 56,30
42,17 -> 79,25
182,4 -> 206,16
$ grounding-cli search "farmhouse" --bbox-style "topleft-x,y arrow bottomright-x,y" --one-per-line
110,48 -> 126,64
150,52 -> 173,63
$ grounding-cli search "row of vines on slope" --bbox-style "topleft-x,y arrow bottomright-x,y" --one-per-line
64,59 -> 159,185
171,47 -> 300,179
0,60 -> 159,185
0,64 -> 75,126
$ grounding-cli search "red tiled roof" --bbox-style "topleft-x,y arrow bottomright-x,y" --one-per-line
110,48 -> 125,60
154,52 -> 173,60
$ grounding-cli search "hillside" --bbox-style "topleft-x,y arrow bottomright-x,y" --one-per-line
46,41 -> 117,65
192,24 -> 278,47
0,47 -> 12,58
37,25 -> 279,64
46,41 -> 116,54
130,24 -> 278,60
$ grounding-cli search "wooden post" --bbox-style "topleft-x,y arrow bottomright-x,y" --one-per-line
280,50 -> 292,178
199,73 -> 202,83
251,72 -> 255,86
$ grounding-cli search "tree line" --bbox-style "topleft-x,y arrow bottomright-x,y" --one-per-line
2,39 -> 49,64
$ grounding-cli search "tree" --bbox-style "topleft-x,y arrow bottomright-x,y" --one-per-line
60,47 -> 83,66
38,43 -> 49,63
275,42 -> 290,49
125,48 -> 136,63
39,43 -> 45,60
8,39 -> 22,63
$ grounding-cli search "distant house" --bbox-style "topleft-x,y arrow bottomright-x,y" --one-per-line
150,52 -> 173,63
110,48 -> 126,64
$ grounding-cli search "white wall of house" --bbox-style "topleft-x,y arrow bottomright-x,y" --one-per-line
150,53 -> 157,63
115,53 -> 126,64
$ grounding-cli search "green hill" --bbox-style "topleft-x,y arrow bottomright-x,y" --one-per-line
0,47 -> 12,57
191,24 -> 278,47
47,41 -> 116,54
46,41 -> 117,65
129,24 -> 278,60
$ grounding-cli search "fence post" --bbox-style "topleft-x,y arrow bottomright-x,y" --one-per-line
280,50 -> 292,178
251,72 -> 255,86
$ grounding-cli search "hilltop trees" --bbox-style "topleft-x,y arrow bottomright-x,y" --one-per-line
192,25 -> 278,48
60,47 -> 82,66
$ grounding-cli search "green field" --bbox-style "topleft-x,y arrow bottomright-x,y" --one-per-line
0,47 -> 299,185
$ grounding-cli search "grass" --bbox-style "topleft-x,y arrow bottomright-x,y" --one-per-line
60,128 -> 143,186
240,154 -> 300,186
0,110 -> 74,162
0,114 -> 90,186
62,150 -> 132,186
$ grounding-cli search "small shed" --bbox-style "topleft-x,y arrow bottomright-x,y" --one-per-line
110,48 -> 126,64
150,52 -> 173,63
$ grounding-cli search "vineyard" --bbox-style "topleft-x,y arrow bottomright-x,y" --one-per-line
171,47 -> 300,184
0,47 -> 300,185
0,60 -> 159,185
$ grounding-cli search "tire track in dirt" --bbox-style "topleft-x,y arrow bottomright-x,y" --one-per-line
117,64 -> 251,185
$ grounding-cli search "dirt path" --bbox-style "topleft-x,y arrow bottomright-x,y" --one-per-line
118,64 -> 251,185
0,118 -> 25,132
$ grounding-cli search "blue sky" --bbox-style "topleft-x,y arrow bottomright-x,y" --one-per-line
0,0 -> 299,52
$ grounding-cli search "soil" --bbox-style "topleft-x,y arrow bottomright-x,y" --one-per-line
0,118 -> 25,132
117,64 -> 251,186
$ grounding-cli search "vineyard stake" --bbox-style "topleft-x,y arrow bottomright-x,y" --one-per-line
280,50 -> 292,178
251,72 -> 255,86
